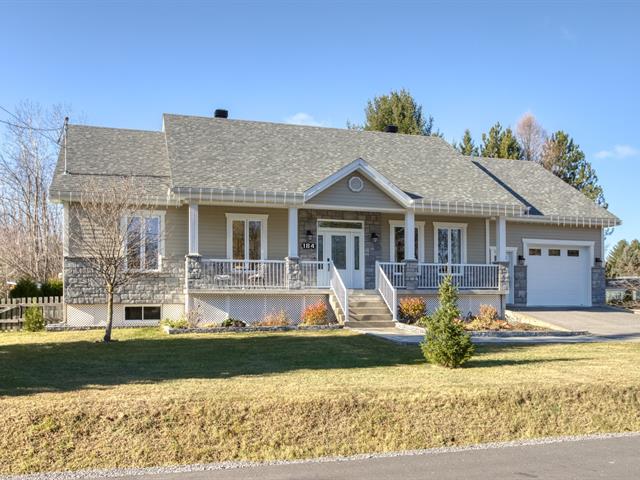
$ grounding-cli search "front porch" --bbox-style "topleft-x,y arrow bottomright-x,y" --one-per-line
182,203 -> 510,322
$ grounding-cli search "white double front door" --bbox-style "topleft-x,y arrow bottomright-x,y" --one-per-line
317,227 -> 364,289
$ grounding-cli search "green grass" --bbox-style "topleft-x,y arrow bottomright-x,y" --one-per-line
1,328 -> 639,474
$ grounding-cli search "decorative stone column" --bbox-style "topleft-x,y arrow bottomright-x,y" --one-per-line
513,264 -> 527,306
591,265 -> 606,305
404,259 -> 418,290
185,255 -> 202,290
496,261 -> 510,294
286,256 -> 302,290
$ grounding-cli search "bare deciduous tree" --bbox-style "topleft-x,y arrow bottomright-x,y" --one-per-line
516,112 -> 547,162
69,177 -> 150,342
0,101 -> 67,284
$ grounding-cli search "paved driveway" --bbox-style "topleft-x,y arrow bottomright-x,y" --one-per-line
512,307 -> 640,340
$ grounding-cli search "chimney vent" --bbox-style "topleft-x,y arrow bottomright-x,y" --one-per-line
384,124 -> 398,133
214,109 -> 229,119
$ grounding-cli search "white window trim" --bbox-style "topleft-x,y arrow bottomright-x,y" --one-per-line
433,222 -> 468,264
123,210 -> 165,272
124,304 -> 162,321
225,213 -> 269,260
389,220 -> 425,262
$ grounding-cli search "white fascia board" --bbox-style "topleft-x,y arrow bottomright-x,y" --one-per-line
302,158 -> 413,208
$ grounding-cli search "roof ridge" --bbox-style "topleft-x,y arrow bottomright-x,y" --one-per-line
68,123 -> 162,134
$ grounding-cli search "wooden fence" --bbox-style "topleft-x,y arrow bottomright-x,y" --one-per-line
0,297 -> 63,331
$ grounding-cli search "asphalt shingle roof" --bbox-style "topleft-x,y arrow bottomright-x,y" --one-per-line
49,113 -> 620,224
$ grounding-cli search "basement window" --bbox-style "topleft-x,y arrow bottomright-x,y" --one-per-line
125,306 -> 161,321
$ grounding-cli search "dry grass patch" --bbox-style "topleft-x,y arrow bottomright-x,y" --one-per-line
1,328 -> 639,474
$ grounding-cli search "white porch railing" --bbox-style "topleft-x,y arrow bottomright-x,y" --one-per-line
200,259 -> 287,289
329,261 -> 349,319
378,262 -> 406,288
299,260 -> 331,288
418,263 -> 500,290
376,262 -> 397,321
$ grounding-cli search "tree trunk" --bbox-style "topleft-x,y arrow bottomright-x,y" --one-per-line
104,285 -> 114,342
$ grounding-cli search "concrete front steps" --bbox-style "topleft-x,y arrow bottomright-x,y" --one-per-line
345,290 -> 396,329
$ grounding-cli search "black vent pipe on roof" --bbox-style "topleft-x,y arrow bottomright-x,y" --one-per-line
214,109 -> 229,119
384,124 -> 398,133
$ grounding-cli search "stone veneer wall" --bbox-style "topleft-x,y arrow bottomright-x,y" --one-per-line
513,265 -> 527,306
298,209 -> 382,289
64,256 -> 185,305
591,266 -> 606,306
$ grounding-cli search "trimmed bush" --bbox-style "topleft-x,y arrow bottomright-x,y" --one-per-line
420,275 -> 474,368
23,306 -> 45,332
10,279 -> 40,299
398,297 -> 426,324
221,318 -> 246,328
301,302 -> 329,325
161,318 -> 189,329
257,310 -> 290,327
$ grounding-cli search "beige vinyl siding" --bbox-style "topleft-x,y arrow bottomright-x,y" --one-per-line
164,206 -> 188,256
197,205 -> 288,259
489,221 -> 602,258
380,214 -> 488,264
306,173 -> 402,210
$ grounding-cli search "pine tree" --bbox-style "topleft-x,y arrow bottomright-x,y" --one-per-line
606,239 -> 629,278
456,129 -> 478,156
498,127 -> 522,159
360,89 -> 434,135
541,131 -> 607,207
420,275 -> 474,368
480,122 -> 503,158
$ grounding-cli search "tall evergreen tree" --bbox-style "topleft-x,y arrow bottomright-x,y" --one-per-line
360,89 -> 434,135
498,127 -> 522,159
456,129 -> 478,156
540,131 -> 606,207
606,240 -> 629,278
480,122 -> 503,158
480,122 -> 522,159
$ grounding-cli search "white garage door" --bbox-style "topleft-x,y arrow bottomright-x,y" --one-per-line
526,243 -> 591,307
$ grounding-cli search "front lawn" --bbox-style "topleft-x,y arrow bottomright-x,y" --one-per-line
1,328 -> 639,474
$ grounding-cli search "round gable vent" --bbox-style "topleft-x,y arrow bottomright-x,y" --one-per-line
348,176 -> 364,193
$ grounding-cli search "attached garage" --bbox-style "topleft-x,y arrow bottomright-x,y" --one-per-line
524,239 -> 593,307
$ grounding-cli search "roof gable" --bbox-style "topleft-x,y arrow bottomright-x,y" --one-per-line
304,158 -> 410,209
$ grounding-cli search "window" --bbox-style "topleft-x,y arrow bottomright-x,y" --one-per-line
125,305 -> 161,321
529,248 -> 542,256
389,221 -> 425,262
434,223 -> 466,264
567,249 -> 580,257
318,220 -> 363,229
125,213 -> 162,271
226,214 -> 268,260
548,249 -> 561,257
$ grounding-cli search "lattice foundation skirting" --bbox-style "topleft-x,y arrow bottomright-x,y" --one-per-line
398,293 -> 504,318
64,304 -> 184,327
190,293 -> 334,325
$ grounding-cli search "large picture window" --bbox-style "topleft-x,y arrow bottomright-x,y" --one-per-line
433,222 -> 467,264
226,214 -> 268,260
125,213 -> 162,271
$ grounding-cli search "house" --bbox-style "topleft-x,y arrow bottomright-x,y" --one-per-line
49,110 -> 621,327
606,277 -> 639,303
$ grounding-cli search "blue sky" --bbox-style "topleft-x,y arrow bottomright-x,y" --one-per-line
1,0 -> 638,252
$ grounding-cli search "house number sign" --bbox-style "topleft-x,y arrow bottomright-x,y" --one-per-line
301,242 -> 316,250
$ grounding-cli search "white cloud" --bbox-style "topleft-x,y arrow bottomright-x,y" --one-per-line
594,144 -> 639,159
284,112 -> 326,127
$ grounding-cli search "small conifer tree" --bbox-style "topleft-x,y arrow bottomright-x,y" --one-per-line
421,275 -> 474,368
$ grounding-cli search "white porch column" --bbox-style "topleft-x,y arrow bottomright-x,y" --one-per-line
404,210 -> 416,261
188,203 -> 199,255
496,215 -> 507,262
287,207 -> 298,258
